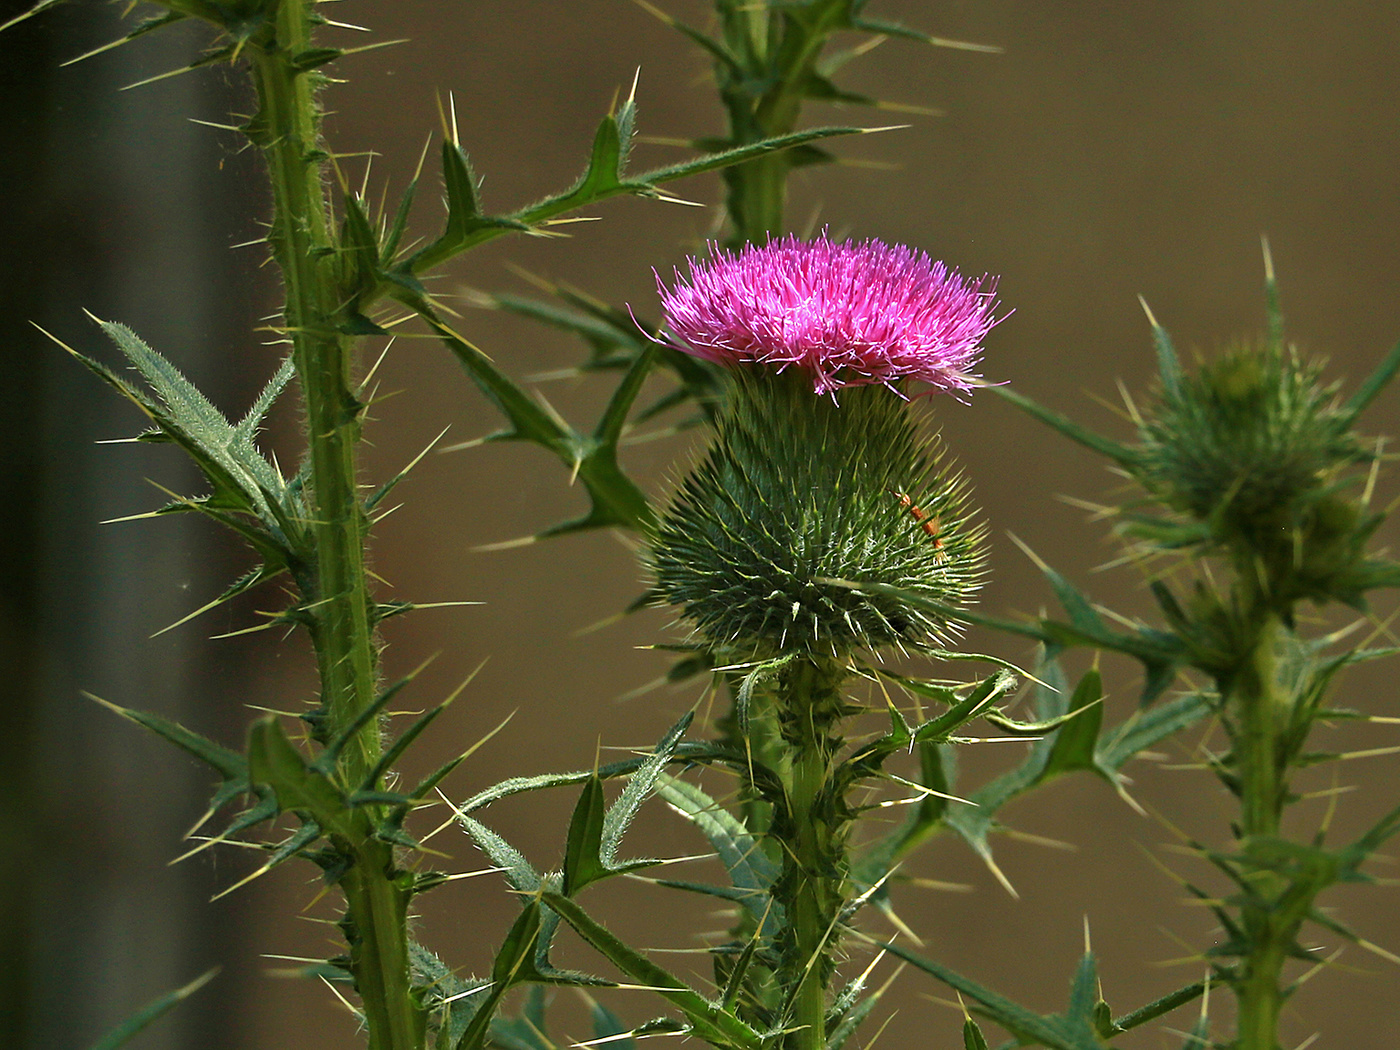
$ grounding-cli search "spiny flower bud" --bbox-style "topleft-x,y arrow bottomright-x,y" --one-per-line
1134,339 -> 1378,604
647,236 -> 997,657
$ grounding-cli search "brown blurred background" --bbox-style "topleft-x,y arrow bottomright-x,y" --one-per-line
4,1 -> 1400,1048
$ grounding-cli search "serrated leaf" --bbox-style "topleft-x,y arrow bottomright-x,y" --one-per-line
63,322 -> 299,554
654,775 -> 779,930
1043,669 -> 1104,776
405,124 -> 869,275
1094,690 -> 1214,782
426,315 -> 656,534
564,712 -> 693,894
457,814 -> 542,894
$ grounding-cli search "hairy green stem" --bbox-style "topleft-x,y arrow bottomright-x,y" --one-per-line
770,657 -> 851,1050
249,3 -> 418,1047
1229,611 -> 1292,1050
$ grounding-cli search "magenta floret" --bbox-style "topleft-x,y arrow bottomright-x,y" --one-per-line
657,234 -> 1002,396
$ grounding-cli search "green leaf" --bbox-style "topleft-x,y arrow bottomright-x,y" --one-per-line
56,322 -> 302,562
1043,669 -> 1104,776
289,46 -> 343,72
1107,980 -> 1208,1036
456,815 -> 542,894
403,123 -> 868,275
1094,690 -> 1214,786
424,317 -> 655,535
246,717 -> 349,834
878,941 -> 1096,1050
1144,301 -> 1183,400
564,712 -> 694,894
654,775 -> 778,930
93,696 -> 249,815
1340,335 -> 1400,425
339,192 -> 381,303
563,776 -> 609,896
601,712 -> 692,864
543,893 -> 764,1050
88,968 -> 218,1050
587,996 -> 636,1050
962,1016 -> 990,1050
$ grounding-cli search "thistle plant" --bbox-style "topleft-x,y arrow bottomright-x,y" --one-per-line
988,262 -> 1400,1048
14,0 -> 1400,1048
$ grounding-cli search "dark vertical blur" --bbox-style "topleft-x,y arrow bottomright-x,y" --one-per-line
0,2 -> 266,1048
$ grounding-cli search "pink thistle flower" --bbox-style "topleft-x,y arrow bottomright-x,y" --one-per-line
656,233 -> 1003,397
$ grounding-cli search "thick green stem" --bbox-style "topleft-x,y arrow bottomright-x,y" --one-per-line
1230,612 -> 1290,1050
248,3 -> 418,1047
769,657 -> 851,1050
342,843 -> 423,1050
717,5 -> 837,246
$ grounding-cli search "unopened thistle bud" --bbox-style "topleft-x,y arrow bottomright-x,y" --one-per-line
647,235 -> 1002,657
1134,337 -> 1377,605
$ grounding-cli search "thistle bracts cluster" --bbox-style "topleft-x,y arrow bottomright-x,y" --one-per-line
1129,332 -> 1385,612
650,371 -> 982,657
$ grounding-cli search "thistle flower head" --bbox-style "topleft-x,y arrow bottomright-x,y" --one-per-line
657,234 -> 1002,397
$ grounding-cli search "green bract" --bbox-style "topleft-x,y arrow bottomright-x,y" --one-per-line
649,372 -> 984,657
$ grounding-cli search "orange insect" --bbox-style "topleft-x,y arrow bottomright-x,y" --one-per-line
893,490 -> 946,560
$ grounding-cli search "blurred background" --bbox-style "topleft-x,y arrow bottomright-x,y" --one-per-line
3,1 -> 1400,1047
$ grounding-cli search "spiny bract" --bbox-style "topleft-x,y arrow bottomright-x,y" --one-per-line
648,373 -> 985,658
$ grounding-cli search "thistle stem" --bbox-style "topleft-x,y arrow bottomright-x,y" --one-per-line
248,3 -> 418,1046
1230,612 -> 1291,1050
770,657 -> 851,1050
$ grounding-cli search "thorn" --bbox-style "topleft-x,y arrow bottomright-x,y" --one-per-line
472,534 -> 538,552
1357,938 -> 1400,966
1261,234 -> 1275,284
319,975 -> 362,1018
1137,294 -> 1160,329
979,848 -> 1019,899
919,34 -> 1003,54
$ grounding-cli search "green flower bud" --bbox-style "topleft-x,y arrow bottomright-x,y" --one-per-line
1133,339 -> 1379,604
